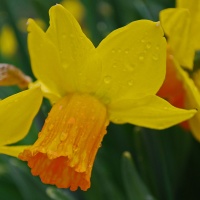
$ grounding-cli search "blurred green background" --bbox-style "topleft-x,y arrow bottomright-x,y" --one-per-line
1,0 -> 200,199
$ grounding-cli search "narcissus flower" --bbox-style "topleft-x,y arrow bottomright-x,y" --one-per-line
157,5 -> 200,140
18,4 -> 196,191
0,87 -> 42,157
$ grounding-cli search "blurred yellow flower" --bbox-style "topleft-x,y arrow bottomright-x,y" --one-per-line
0,25 -> 17,57
0,87 -> 42,157
18,5 -> 196,191
158,5 -> 200,140
61,0 -> 85,23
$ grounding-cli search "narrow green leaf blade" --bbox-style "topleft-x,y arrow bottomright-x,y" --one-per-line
121,151 -> 156,200
46,187 -> 76,200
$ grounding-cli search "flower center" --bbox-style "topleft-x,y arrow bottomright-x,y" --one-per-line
19,93 -> 109,191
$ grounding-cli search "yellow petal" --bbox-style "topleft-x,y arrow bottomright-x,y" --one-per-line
177,0 -> 200,50
46,5 -> 101,94
108,95 -> 196,129
160,8 -> 194,69
187,93 -> 200,141
174,60 -> 200,141
47,4 -> 94,67
0,145 -> 31,157
28,18 -> 68,96
0,87 -> 42,146
29,81 -> 60,104
96,20 -> 166,103
176,0 -> 200,15
189,72 -> 200,141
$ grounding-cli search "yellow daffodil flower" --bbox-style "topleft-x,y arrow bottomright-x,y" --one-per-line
0,87 -> 42,157
18,4 -> 196,191
158,5 -> 200,140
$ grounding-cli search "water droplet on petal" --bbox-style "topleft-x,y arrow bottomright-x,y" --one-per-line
139,53 -> 145,61
155,45 -> 160,50
104,76 -> 112,84
48,124 -> 54,131
38,132 -> 42,138
60,132 -> 67,141
156,21 -> 160,27
146,42 -> 151,49
114,118 -> 123,123
118,49 -> 122,53
128,80 -> 134,86
89,164 -> 92,168
152,54 -> 159,61
125,49 -> 129,54
125,63 -> 135,71
112,64 -> 117,68
47,151 -> 57,159
91,116 -> 95,121
111,49 -> 115,53
141,38 -> 145,43
73,145 -> 78,152
63,63 -> 68,69
62,34 -> 66,39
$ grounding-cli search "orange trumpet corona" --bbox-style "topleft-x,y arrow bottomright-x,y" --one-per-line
19,93 -> 109,191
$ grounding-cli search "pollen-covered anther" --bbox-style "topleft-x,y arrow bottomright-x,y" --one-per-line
18,93 -> 109,191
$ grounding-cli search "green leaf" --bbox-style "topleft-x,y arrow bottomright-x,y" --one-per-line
121,151 -> 156,200
7,158 -> 50,200
46,187 -> 76,200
